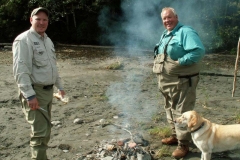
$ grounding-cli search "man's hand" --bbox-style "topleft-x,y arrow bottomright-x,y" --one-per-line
27,97 -> 39,110
58,90 -> 66,98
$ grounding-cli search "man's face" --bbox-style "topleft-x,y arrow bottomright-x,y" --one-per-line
161,9 -> 178,31
30,11 -> 48,36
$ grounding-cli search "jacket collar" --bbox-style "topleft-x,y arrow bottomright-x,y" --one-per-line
163,22 -> 183,36
30,27 -> 48,40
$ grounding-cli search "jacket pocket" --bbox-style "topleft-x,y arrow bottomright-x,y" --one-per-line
33,48 -> 48,67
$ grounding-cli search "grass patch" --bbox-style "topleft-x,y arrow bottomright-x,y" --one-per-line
151,113 -> 163,123
236,113 -> 240,123
149,126 -> 172,138
95,94 -> 108,101
105,61 -> 123,70
155,145 -> 172,158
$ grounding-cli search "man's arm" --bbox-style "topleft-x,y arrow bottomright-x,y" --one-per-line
178,29 -> 205,65
13,39 -> 36,99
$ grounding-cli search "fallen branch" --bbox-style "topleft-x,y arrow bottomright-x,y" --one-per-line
200,72 -> 239,77
232,38 -> 240,97
111,123 -> 133,139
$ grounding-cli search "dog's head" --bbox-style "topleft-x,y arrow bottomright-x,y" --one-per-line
175,111 -> 203,131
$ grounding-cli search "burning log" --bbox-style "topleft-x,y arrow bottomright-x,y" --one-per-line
91,137 -> 151,160
75,129 -> 152,159
232,38 -> 240,97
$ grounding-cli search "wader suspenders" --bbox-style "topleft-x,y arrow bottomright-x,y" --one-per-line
163,35 -> 173,61
163,35 -> 175,123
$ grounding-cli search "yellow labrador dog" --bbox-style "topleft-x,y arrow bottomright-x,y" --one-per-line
175,110 -> 240,160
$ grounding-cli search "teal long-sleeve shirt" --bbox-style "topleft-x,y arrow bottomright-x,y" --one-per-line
155,22 -> 205,66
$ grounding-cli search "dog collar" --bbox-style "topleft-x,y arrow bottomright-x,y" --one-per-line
191,122 -> 204,133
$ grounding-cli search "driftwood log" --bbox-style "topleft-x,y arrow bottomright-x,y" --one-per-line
0,43 -> 12,46
232,38 -> 240,97
0,43 -> 12,50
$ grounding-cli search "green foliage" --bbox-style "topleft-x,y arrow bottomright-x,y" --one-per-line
216,26 -> 239,51
0,0 -> 29,41
76,15 -> 100,44
0,0 -> 240,52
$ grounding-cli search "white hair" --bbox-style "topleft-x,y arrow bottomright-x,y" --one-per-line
161,7 -> 178,17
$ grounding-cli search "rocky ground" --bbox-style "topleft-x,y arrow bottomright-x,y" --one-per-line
0,46 -> 240,160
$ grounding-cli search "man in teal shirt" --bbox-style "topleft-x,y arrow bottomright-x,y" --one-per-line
154,7 -> 205,159
156,23 -> 205,65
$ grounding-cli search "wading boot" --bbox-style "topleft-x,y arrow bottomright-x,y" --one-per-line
172,144 -> 189,159
161,136 -> 178,145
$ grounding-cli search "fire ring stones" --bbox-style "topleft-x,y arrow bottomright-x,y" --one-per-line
51,120 -> 62,128
73,118 -> 84,124
58,144 -> 71,153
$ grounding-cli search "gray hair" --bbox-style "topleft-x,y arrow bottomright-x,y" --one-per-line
161,7 -> 177,17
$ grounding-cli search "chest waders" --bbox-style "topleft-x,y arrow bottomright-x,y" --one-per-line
158,35 -> 200,142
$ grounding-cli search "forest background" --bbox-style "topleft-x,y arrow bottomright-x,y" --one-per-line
0,0 -> 240,53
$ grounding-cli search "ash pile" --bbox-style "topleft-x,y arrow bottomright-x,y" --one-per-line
80,133 -> 153,160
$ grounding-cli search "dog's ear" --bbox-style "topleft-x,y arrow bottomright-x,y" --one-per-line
188,114 -> 197,128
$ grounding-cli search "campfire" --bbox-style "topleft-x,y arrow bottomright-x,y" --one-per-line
74,122 -> 154,160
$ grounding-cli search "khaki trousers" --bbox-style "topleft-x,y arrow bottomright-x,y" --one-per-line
158,72 -> 199,144
19,85 -> 53,160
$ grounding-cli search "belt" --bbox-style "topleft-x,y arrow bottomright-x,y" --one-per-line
32,84 -> 54,90
178,73 -> 199,87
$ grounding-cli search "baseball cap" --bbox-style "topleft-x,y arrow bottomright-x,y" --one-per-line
31,7 -> 49,17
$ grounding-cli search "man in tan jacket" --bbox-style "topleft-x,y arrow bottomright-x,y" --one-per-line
12,7 -> 65,160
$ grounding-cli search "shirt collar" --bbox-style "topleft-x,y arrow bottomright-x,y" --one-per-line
163,22 -> 183,36
30,27 -> 48,40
